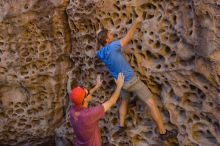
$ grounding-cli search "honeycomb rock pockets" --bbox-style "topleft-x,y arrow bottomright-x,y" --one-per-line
0,0 -> 220,146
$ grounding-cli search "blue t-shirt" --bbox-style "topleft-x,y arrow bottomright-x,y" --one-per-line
97,40 -> 135,83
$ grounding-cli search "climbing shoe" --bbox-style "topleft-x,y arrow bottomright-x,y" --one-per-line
160,129 -> 178,141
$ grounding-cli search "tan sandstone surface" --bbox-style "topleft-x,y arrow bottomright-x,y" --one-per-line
0,0 -> 220,146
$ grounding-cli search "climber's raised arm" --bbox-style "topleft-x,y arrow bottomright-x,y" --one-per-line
120,16 -> 143,49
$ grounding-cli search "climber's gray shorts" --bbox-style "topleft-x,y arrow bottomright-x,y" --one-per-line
120,75 -> 153,102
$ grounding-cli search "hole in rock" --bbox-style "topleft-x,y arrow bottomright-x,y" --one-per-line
147,14 -> 154,19
114,3 -> 121,11
154,41 -> 160,48
158,29 -> 165,33
214,122 -> 220,135
24,3 -> 29,9
141,3 -> 156,10
122,5 -> 126,10
189,84 -> 196,91
16,109 -> 24,114
137,45 -> 142,50
156,64 -> 161,69
193,114 -> 200,121
148,39 -> 154,45
208,102 -> 213,107
182,84 -> 188,89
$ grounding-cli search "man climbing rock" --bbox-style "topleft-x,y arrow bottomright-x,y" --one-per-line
95,14 -> 178,140
69,73 -> 124,146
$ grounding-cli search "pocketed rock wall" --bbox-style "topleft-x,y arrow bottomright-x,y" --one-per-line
0,0 -> 71,145
0,0 -> 220,146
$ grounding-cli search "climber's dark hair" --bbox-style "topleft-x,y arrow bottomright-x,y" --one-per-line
97,28 -> 108,46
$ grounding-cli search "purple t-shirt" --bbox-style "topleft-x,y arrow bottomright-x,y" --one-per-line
69,105 -> 105,146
